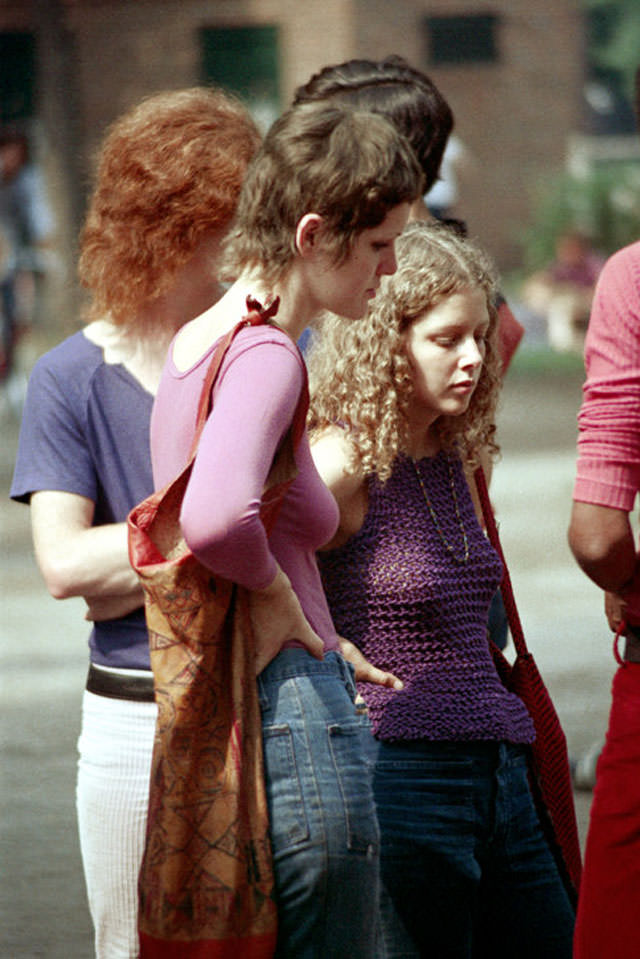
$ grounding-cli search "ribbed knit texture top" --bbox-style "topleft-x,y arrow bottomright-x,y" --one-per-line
318,452 -> 535,743
574,240 -> 640,512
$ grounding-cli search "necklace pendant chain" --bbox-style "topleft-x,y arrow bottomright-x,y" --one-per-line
412,456 -> 470,564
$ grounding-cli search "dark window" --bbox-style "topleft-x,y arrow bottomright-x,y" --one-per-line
0,32 -> 36,122
426,14 -> 499,66
582,7 -> 635,135
200,25 -> 280,129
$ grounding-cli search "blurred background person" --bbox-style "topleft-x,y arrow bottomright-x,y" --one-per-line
521,228 -> 605,353
9,87 -> 260,959
0,123 -> 56,395
423,132 -> 472,222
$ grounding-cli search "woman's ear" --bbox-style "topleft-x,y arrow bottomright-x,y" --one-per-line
295,213 -> 324,258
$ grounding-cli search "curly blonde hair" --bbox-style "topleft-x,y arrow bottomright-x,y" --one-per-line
308,221 -> 502,481
78,87 -> 261,326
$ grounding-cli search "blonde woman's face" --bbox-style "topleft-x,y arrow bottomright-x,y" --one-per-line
404,287 -> 490,423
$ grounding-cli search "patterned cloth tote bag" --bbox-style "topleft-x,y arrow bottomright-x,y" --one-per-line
128,298 -> 306,958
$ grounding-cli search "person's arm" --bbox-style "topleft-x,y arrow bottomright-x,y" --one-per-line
249,566 -> 324,673
20,165 -> 55,247
13,346 -> 146,620
569,501 -> 640,629
311,427 -> 368,550
568,248 -> 640,628
180,339 -> 302,588
568,501 -> 637,593
177,335 -> 325,669
495,297 -> 524,374
30,490 -> 143,618
336,636 -> 403,690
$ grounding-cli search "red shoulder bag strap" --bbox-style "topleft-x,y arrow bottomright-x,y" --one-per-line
186,296 -> 308,519
187,295 -> 286,462
473,464 -> 528,659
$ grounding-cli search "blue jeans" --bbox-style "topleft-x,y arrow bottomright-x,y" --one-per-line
258,649 -> 380,958
366,739 -> 575,959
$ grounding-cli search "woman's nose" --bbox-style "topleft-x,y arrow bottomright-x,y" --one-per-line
379,247 -> 398,276
461,337 -> 483,368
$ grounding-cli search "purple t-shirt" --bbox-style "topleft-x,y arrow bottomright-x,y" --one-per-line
11,330 -> 153,669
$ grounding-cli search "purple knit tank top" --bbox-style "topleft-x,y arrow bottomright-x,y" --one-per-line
318,452 -> 535,744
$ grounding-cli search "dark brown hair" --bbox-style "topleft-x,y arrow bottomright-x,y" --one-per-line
293,55 -> 453,193
222,101 -> 423,283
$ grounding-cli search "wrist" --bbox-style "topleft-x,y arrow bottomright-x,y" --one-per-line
620,571 -> 640,598
254,566 -> 291,598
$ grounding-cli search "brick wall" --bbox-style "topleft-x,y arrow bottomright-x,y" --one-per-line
352,0 -> 585,270
1,0 -> 585,296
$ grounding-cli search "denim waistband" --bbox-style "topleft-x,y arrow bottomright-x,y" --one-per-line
372,738 -> 527,767
258,648 -> 353,685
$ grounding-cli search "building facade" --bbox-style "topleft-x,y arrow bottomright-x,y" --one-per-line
0,0 -> 586,328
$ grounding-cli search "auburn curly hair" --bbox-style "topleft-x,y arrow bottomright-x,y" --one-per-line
308,221 -> 502,481
78,87 -> 260,326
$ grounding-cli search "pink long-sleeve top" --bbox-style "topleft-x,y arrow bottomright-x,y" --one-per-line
573,240 -> 640,512
151,321 -> 340,652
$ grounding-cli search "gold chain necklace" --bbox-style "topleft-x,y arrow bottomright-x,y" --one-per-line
411,456 -> 470,564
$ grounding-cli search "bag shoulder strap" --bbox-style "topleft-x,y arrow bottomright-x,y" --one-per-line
188,295 -> 298,462
473,465 -> 529,659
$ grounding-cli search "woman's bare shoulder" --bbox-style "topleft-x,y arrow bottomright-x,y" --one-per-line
312,426 -> 369,547
311,426 -> 363,499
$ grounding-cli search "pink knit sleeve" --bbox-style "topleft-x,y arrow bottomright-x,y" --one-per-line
179,334 -> 305,590
573,243 -> 640,510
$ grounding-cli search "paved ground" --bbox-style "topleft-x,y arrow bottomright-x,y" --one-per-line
0,348 -> 612,958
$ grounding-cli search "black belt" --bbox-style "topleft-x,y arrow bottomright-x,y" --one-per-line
86,663 -> 156,702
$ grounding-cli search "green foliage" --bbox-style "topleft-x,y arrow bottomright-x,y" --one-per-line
522,163 -> 640,272
520,2 -> 640,274
582,0 -> 640,102
508,344 -> 585,377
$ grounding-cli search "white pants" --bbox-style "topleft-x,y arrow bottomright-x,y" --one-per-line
76,690 -> 156,959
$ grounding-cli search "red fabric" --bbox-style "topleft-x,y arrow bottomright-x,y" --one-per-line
496,299 -> 524,373
574,664 -> 640,958
490,642 -> 582,898
573,241 -> 640,513
475,466 -> 582,901
139,931 -> 278,958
